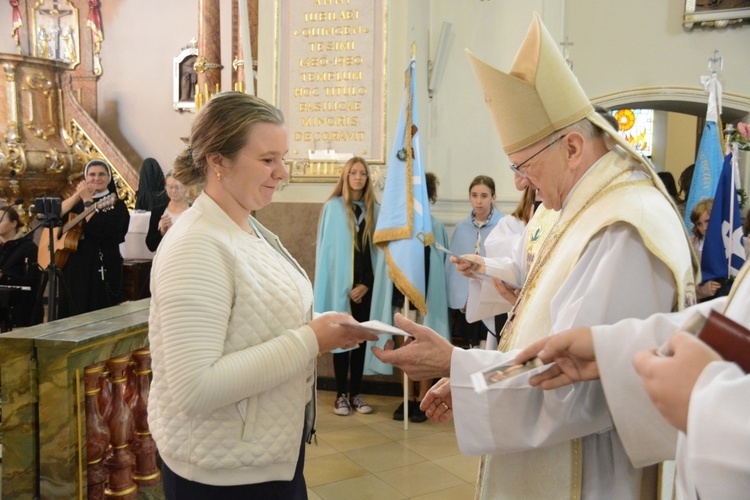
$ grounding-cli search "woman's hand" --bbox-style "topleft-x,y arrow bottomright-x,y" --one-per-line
160,213 -> 173,235
308,312 -> 378,353
76,180 -> 94,204
349,284 -> 369,304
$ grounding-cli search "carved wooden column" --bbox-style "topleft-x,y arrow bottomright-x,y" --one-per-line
195,0 -> 223,109
124,358 -> 137,442
130,349 -> 160,486
104,356 -> 136,499
98,366 -> 113,422
85,363 -> 110,500
231,0 -> 258,94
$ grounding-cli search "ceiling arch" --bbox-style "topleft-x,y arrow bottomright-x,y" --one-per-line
593,86 -> 750,123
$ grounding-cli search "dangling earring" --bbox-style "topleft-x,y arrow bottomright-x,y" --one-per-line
216,171 -> 222,181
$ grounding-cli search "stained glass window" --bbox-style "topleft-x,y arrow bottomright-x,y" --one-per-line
610,108 -> 654,157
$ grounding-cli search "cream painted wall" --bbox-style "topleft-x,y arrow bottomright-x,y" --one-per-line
2,0 -> 749,227
665,112 -> 698,180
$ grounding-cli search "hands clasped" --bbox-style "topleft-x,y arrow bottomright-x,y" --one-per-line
371,313 -> 454,380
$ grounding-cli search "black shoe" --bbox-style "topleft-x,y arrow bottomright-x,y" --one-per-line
394,401 -> 420,421
393,402 -> 405,421
410,402 -> 428,423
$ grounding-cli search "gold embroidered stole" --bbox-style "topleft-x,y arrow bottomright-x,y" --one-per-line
524,206 -> 558,275
475,150 -> 696,500
723,260 -> 750,312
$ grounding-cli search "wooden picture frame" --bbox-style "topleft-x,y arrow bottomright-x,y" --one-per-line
684,0 -> 750,29
173,39 -> 198,113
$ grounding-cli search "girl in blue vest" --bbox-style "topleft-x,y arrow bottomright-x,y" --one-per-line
314,157 -> 379,416
445,175 -> 502,348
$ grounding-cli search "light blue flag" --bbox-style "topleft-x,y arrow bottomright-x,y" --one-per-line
373,59 -> 433,315
701,152 -> 746,282
684,121 -> 723,231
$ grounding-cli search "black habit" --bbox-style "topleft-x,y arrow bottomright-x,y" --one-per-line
60,197 -> 130,317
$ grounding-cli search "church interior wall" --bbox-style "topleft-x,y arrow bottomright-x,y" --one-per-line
1,0 -> 748,235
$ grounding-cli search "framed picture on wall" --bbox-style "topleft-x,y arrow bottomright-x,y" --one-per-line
173,39 -> 198,113
684,0 -> 750,29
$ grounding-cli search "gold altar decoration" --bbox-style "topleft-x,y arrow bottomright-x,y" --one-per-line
0,53 -> 137,213
31,0 -> 81,69
65,119 -> 136,209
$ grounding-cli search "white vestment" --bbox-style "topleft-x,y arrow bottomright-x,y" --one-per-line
467,215 -> 525,339
451,154 -> 695,499
592,263 -> 750,500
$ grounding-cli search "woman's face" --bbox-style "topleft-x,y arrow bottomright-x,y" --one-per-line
347,162 -> 368,197
470,184 -> 495,219
166,176 -> 187,203
0,212 -> 17,238
213,122 -> 289,213
86,165 -> 110,194
695,211 -> 710,238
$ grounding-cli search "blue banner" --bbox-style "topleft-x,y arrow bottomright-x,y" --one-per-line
701,152 -> 746,282
684,121 -> 723,231
373,60 -> 433,315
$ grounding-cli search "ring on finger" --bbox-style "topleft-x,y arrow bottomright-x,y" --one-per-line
441,402 -> 450,411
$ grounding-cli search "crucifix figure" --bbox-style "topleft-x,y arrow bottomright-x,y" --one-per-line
560,37 -> 574,70
98,250 -> 106,281
38,0 -> 74,60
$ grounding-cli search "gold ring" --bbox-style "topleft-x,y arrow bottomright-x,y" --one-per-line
441,402 -> 450,411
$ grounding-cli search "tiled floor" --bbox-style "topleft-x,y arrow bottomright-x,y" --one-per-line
306,391 -> 480,499
0,392 -> 477,498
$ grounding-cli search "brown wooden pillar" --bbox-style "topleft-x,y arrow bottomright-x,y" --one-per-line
104,356 -> 137,499
85,363 -> 111,500
195,0 -> 223,109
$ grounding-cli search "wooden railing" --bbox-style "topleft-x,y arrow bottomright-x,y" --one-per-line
0,299 -> 162,499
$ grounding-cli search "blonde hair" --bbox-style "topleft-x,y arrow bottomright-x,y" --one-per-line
327,157 -> 376,251
173,92 -> 284,187
690,198 -> 713,238
512,185 -> 537,224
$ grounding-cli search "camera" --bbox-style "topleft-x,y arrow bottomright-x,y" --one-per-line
34,197 -> 63,224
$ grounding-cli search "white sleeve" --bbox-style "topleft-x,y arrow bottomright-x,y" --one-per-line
592,298 -> 724,467
687,362 -> 750,500
465,225 -> 527,323
450,223 -> 681,455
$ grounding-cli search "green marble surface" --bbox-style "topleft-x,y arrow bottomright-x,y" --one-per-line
0,299 -> 159,498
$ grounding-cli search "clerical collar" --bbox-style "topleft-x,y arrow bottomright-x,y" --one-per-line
93,190 -> 111,199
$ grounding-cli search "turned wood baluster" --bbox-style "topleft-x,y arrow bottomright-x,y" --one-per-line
125,359 -> 137,443
84,363 -> 111,500
130,349 -> 161,486
98,367 -> 113,422
97,367 -> 113,466
124,359 -> 137,406
104,356 -> 137,499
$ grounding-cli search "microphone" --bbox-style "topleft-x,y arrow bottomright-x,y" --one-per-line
2,198 -> 23,212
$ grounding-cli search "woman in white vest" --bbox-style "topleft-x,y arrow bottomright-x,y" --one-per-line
148,92 -> 376,499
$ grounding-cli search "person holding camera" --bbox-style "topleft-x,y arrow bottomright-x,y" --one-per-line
58,159 -> 130,317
